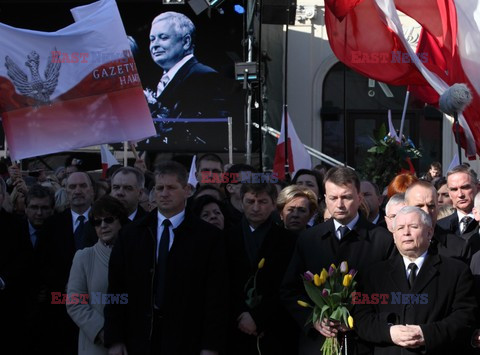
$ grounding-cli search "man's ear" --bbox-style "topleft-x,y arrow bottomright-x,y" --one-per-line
378,194 -> 385,206
183,34 -> 192,50
184,183 -> 192,197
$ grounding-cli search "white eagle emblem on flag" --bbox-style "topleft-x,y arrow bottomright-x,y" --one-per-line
4,48 -> 61,105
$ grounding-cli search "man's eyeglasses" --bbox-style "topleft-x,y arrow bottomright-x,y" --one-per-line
91,216 -> 117,227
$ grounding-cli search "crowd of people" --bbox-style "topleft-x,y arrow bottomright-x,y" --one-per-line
1,155 -> 480,355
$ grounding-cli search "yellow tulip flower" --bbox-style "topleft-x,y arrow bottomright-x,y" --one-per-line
297,300 -> 310,308
348,316 -> 354,329
320,268 -> 329,280
343,274 -> 353,287
258,258 -> 265,269
314,274 -> 321,286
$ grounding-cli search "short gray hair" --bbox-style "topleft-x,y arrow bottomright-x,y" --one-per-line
393,206 -> 432,230
152,12 -> 195,53
385,193 -> 405,215
447,164 -> 478,185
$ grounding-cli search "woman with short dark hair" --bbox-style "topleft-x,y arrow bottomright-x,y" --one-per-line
66,195 -> 128,355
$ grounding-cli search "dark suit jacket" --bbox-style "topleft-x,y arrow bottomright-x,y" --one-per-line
436,213 -> 479,264
132,205 -> 147,221
280,215 -> 394,354
104,209 -> 228,355
355,251 -> 478,354
38,208 -> 97,293
0,210 -> 31,338
437,210 -> 478,236
35,209 -> 96,355
150,56 -> 229,146
155,56 -> 227,119
227,219 -> 298,354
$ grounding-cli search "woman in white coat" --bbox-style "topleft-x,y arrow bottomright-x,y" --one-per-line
67,195 -> 128,355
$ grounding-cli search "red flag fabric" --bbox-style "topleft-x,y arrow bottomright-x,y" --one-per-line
324,0 -> 428,86
0,0 -> 155,160
273,113 -> 311,181
325,0 -> 480,158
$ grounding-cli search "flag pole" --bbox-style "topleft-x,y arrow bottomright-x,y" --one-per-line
453,112 -> 463,165
342,15 -> 348,167
398,90 -> 410,141
228,116 -> 233,165
123,142 -> 128,167
283,6 -> 290,182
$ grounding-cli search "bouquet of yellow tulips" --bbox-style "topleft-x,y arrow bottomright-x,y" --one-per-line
297,261 -> 357,355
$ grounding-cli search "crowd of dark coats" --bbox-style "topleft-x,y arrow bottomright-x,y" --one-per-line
2,157 -> 480,355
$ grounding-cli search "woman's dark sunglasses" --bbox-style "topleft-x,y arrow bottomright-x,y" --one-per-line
91,216 -> 117,227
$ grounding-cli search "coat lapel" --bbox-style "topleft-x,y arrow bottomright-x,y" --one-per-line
411,253 -> 440,294
389,254 -> 410,292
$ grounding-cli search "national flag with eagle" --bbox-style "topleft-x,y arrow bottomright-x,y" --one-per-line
325,0 -> 480,159
0,0 -> 155,160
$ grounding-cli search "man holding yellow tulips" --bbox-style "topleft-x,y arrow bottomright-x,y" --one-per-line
281,167 -> 394,354
354,206 -> 477,354
226,183 -> 298,354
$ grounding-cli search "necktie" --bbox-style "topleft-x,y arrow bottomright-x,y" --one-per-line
156,74 -> 170,97
408,263 -> 418,289
155,219 -> 171,309
460,216 -> 472,234
30,230 -> 37,248
74,215 -> 85,250
338,225 -> 349,239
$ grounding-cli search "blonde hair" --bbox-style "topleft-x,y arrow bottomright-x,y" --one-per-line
277,185 -> 318,215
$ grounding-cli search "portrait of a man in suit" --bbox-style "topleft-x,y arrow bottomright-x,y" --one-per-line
355,206 -> 478,354
145,11 -> 229,145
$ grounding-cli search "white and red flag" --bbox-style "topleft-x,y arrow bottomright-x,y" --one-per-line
0,0 -> 155,160
273,113 -> 312,180
100,144 -> 119,178
325,0 -> 480,159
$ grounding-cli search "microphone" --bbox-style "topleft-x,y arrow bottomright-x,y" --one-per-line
439,83 -> 472,115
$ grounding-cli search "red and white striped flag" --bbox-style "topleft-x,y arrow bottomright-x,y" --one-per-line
273,113 -> 311,180
325,0 -> 480,159
100,144 -> 119,178
0,0 -> 155,160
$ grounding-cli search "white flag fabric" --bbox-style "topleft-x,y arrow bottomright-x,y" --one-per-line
0,0 -> 155,160
100,144 -> 119,168
373,0 -> 477,158
387,110 -> 401,143
100,144 -> 119,178
447,154 -> 460,173
273,113 -> 312,180
188,155 -> 198,187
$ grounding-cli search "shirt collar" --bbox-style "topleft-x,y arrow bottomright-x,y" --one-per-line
128,209 -> 138,221
157,209 -> 185,229
457,210 -> 474,223
333,213 -> 360,232
71,208 -> 90,224
401,250 -> 428,272
163,54 -> 194,83
28,221 -> 36,235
